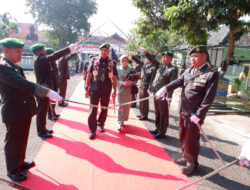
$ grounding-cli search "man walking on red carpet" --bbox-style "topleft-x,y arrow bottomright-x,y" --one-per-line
85,43 -> 117,139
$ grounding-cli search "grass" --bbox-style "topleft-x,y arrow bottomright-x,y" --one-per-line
226,95 -> 250,111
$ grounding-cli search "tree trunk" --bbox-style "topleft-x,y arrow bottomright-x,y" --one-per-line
221,26 -> 236,76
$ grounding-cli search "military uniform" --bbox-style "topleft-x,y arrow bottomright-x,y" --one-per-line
0,37 -> 50,181
58,53 -> 76,106
45,48 -> 60,120
132,55 -> 155,120
146,51 -> 178,137
164,46 -> 219,174
32,44 -> 71,136
87,55 -> 118,133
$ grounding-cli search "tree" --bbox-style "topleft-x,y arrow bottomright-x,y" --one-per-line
133,0 -> 250,75
0,12 -> 18,40
26,0 -> 97,47
125,25 -> 184,55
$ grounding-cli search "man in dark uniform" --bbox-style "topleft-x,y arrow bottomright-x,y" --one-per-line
58,53 -> 77,107
83,54 -> 94,82
31,43 -> 79,139
132,52 -> 155,120
85,43 -> 117,139
142,50 -> 178,139
0,38 -> 62,181
45,47 -> 60,121
130,54 -> 142,108
155,45 -> 219,175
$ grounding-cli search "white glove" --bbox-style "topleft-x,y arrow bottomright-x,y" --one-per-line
147,89 -> 151,95
190,114 -> 200,124
166,97 -> 172,103
238,139 -> 250,166
69,43 -> 79,53
155,86 -> 167,99
47,90 -> 62,102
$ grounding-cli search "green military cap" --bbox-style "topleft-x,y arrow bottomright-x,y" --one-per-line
0,38 -> 24,48
45,47 -> 54,54
189,45 -> 207,55
135,54 -> 141,59
30,43 -> 45,52
99,43 -> 110,50
151,54 -> 156,59
162,51 -> 174,58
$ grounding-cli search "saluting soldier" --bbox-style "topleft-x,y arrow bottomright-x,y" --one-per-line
132,52 -> 155,120
0,38 -> 62,181
85,43 -> 117,139
58,53 -> 77,107
31,43 -> 79,139
45,47 -> 60,121
155,45 -> 219,175
142,50 -> 178,139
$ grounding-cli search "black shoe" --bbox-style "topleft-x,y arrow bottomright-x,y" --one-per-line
136,115 -> 142,118
7,171 -> 27,182
20,161 -> 35,170
46,129 -> 54,134
54,113 -> 60,117
48,116 -> 58,121
58,103 -> 68,107
154,133 -> 165,139
98,124 -> 105,133
182,161 -> 197,175
173,158 -> 187,166
149,129 -> 158,134
89,132 -> 96,139
139,116 -> 148,121
38,132 -> 53,139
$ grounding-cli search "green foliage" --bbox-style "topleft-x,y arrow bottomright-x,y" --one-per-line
0,12 -> 18,40
25,0 -> 97,47
243,89 -> 250,102
125,26 -> 184,55
133,0 -> 250,72
233,78 -> 242,93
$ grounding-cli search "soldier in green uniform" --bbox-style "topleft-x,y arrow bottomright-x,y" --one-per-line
132,52 -> 155,120
85,43 -> 118,139
0,38 -> 62,181
142,50 -> 178,139
155,45 -> 219,175
45,47 -> 60,121
31,43 -> 79,139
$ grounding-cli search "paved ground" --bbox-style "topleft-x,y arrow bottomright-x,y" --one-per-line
0,73 -> 249,189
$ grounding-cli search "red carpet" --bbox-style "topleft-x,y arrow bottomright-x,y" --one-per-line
22,81 -> 195,190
